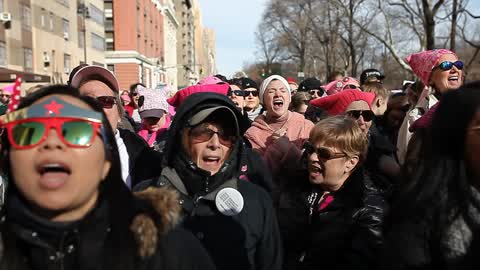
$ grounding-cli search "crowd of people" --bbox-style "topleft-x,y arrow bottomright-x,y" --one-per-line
0,48 -> 478,270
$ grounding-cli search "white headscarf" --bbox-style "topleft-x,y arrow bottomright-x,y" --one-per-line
259,75 -> 291,104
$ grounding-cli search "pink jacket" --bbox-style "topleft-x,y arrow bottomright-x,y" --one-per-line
245,111 -> 314,176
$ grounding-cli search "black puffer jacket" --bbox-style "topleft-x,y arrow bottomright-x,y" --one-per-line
0,188 -> 215,270
138,93 -> 282,270
276,167 -> 387,270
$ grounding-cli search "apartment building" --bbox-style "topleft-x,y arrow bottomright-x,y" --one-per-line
0,0 -> 106,86
105,0 -> 178,91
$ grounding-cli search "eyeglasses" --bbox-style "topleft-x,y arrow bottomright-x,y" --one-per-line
434,60 -> 464,71
96,96 -> 117,109
346,110 -> 375,121
0,94 -> 11,98
309,90 -> 320,95
2,117 -> 103,150
304,142 -> 347,160
343,84 -> 359,90
244,91 -> 259,97
189,124 -> 236,147
228,90 -> 245,97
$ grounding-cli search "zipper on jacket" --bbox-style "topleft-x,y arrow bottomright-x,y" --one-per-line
190,194 -> 204,217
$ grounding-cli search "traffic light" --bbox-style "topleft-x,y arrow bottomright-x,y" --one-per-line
261,68 -> 266,78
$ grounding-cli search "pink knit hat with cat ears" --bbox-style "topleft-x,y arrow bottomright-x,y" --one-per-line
405,49 -> 457,87
259,75 -> 291,104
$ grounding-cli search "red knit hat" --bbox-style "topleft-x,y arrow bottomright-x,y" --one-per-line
167,83 -> 230,108
310,89 -> 375,115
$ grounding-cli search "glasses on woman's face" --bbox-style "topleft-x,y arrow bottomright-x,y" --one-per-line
434,60 -> 464,71
309,90 -> 320,95
0,94 -> 11,99
228,89 -> 245,97
346,110 -> 375,122
304,142 -> 347,160
343,84 -> 359,90
189,124 -> 237,147
96,96 -> 117,109
3,117 -> 103,150
245,90 -> 259,97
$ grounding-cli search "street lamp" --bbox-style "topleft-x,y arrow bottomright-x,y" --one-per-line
77,3 -> 90,64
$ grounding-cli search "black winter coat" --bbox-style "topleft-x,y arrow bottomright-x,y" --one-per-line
137,93 -> 282,270
119,128 -> 164,186
0,188 -> 215,270
276,168 -> 387,270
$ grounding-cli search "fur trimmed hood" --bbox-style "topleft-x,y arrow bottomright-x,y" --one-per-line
132,186 -> 181,258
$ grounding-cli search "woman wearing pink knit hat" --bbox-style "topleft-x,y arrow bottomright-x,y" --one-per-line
397,49 -> 464,164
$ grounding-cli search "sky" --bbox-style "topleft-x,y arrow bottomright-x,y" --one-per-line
198,0 -> 267,78
198,0 -> 480,79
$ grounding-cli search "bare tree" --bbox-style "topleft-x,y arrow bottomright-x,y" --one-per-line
254,21 -> 284,74
262,0 -> 314,73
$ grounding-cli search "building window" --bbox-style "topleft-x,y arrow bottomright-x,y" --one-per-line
62,19 -> 69,40
91,33 -> 105,51
57,0 -> 69,7
64,54 -> 71,74
0,42 -> 6,66
0,0 -> 4,13
78,31 -> 85,48
40,9 -> 45,27
89,4 -> 104,25
105,32 -> 114,51
24,48 -> 33,72
107,64 -> 115,73
21,5 -> 32,30
49,12 -> 54,31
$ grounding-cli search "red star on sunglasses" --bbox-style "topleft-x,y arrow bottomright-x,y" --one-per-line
44,100 -> 64,115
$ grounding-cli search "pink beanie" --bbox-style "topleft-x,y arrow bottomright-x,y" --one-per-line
406,49 -> 457,87
2,84 -> 15,94
197,75 -> 224,85
167,83 -> 230,108
324,77 -> 360,95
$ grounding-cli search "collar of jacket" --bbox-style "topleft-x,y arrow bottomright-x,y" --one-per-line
3,191 -> 111,268
158,167 -> 238,215
119,128 -> 149,166
170,142 -> 240,195
308,168 -> 366,212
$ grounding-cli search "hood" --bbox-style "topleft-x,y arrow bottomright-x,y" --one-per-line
164,92 -> 247,167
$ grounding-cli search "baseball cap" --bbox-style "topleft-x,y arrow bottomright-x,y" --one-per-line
70,65 -> 120,93
189,106 -> 238,127
360,69 -> 385,85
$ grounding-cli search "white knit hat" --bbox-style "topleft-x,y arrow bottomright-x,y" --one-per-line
259,75 -> 291,104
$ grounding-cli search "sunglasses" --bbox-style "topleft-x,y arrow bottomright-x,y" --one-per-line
309,90 -> 320,95
304,142 -> 347,160
96,96 -> 117,109
228,90 -> 245,97
3,117 -> 103,150
346,110 -> 375,121
434,60 -> 464,71
245,91 -> 259,97
0,94 -> 11,98
189,124 -> 237,147
344,84 -> 359,90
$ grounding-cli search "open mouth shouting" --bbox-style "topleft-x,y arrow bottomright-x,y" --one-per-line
36,161 -> 72,190
272,98 -> 284,111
